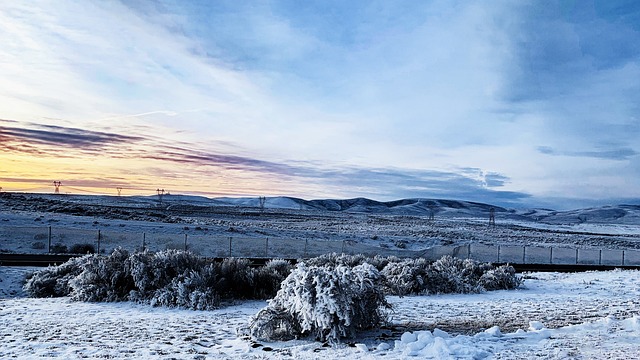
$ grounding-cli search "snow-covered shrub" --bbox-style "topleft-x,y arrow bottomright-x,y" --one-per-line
23,254 -> 94,297
69,248 -> 135,302
380,258 -> 430,296
367,255 -> 400,271
151,264 -> 220,310
128,250 -> 206,300
479,265 -> 522,291
249,263 -> 389,343
248,307 -> 301,341
303,253 -> 368,268
423,256 -> 485,294
251,259 -> 294,299
215,257 -> 254,299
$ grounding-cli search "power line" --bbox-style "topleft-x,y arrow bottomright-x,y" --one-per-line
64,186 -> 109,195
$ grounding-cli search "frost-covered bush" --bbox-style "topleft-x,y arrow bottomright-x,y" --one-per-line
366,255 -> 400,271
249,263 -> 389,343
70,248 -> 135,302
377,255 -> 521,296
423,256 -> 486,294
479,265 -> 522,291
151,264 -> 220,310
380,258 -> 430,296
248,307 -> 301,341
23,254 -> 94,297
303,253 -> 369,268
251,259 -> 294,299
24,249 -> 293,310
128,250 -> 206,300
215,257 -> 254,299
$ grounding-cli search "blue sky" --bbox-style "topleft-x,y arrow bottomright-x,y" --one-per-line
1,0 -> 639,209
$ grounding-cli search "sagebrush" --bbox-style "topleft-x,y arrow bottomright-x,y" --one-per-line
24,249 -> 293,310
24,251 -> 521,314
249,262 -> 390,343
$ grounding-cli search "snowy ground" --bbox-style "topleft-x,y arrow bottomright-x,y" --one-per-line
2,193 -> 640,257
2,266 -> 639,359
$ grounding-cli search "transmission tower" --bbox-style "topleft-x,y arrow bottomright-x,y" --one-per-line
259,196 -> 266,213
53,181 -> 62,194
116,187 -> 122,196
156,188 -> 165,203
489,207 -> 496,226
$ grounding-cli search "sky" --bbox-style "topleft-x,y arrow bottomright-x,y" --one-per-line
0,0 -> 639,209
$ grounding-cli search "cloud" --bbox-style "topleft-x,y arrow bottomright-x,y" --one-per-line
0,118 -> 527,204
0,121 -> 143,150
538,146 -> 638,161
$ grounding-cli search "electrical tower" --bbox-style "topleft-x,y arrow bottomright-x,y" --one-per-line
116,187 -> 122,196
489,207 -> 496,226
259,196 -> 266,213
156,188 -> 165,203
53,181 -> 62,194
428,203 -> 436,222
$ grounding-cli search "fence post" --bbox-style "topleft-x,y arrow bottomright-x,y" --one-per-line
265,238 -> 268,258
575,248 -> 578,265
184,234 -> 188,251
622,250 -> 625,266
599,249 -> 602,265
229,237 -> 232,257
497,245 -> 501,263
48,226 -> 52,253
550,247 -> 553,264
97,230 -> 101,254
143,233 -> 146,252
467,243 -> 471,259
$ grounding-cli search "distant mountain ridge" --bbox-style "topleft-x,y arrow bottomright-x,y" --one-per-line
5,192 -> 640,225
210,196 -> 640,224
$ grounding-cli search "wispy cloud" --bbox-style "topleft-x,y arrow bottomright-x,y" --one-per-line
0,118 -> 527,204
538,146 -> 638,161
0,121 -> 143,150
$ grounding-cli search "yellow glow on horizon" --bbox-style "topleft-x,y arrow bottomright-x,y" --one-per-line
0,150 -> 325,198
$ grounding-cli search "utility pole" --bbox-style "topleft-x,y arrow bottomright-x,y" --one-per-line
116,187 -> 122,196
259,196 -> 266,213
156,188 -> 165,203
53,181 -> 61,194
489,207 -> 496,227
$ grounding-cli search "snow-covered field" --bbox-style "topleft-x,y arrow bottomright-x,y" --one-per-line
2,193 -> 640,257
2,266 -> 640,359
2,193 -> 640,358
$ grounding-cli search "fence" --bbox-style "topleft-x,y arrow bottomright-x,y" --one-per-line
0,225 -> 415,259
417,243 -> 640,267
2,225 -> 640,266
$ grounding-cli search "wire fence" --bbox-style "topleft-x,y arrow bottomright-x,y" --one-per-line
2,225 -> 640,266
0,225 -> 414,259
